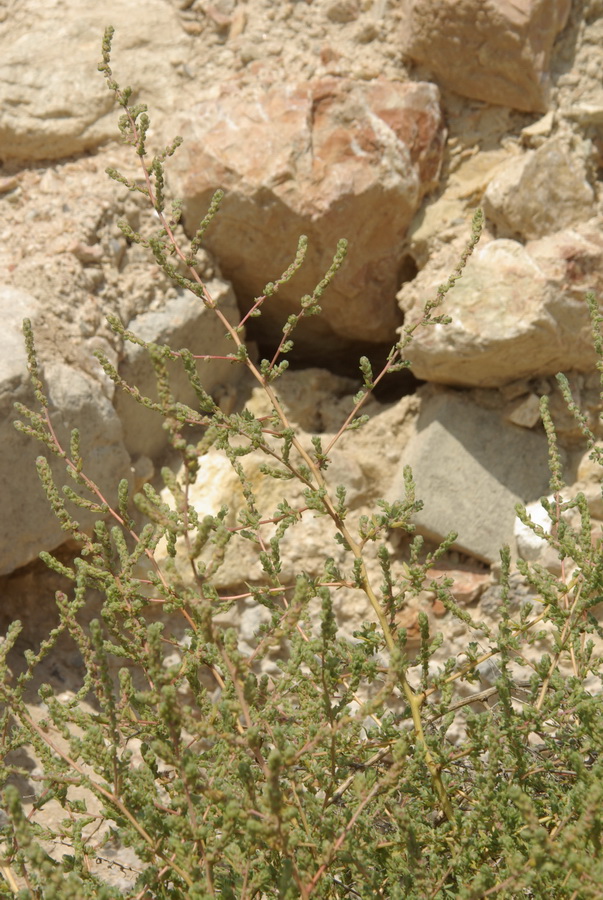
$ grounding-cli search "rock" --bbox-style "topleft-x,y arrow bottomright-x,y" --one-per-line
150,443 -> 374,645
0,287 -> 37,398
561,102 -> 603,126
577,444 -> 603,483
398,228 -> 603,387
2,286 -> 131,574
427,564 -> 491,605
480,568 -> 543,619
527,226 -> 603,297
394,603 -> 423,648
580,482 -> 603,521
400,0 -> 571,112
483,136 -> 595,240
0,0 -> 188,161
114,278 -> 243,460
151,368 -> 380,591
504,394 -> 542,429
400,142 -> 513,268
520,111 -> 555,148
513,486 -> 603,573
326,0 -> 361,23
244,367 -> 360,434
564,448 -> 603,519
514,498 -> 561,573
171,78 -> 445,354
389,391 -> 553,563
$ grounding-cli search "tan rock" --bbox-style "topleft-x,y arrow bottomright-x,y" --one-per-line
243,368 -> 361,434
400,0 -> 571,112
520,112 -> 555,148
171,78 -> 445,353
581,483 -> 603,521
483,136 -> 595,240
526,226 -> 603,297
505,394 -> 542,429
152,457 -> 353,652
577,445 -> 603,484
326,0 -> 361,23
0,0 -> 189,161
399,227 -> 603,388
394,604 -> 422,647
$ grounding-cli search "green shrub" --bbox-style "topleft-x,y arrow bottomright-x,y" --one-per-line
1,27 -> 603,899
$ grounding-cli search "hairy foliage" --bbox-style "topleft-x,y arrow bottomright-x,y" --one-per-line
1,27 -> 602,899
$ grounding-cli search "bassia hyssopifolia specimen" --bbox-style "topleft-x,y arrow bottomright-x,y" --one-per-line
1,26 -> 603,900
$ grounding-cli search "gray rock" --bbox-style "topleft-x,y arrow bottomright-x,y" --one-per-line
0,288 -> 38,407
389,391 -> 553,563
3,306 -> 132,574
114,279 -> 243,460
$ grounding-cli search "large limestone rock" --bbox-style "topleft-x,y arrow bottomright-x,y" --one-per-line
0,0 -> 188,161
1,287 -> 131,575
389,391 -> 553,563
171,78 -> 445,353
483,136 -> 595,239
400,0 -> 571,112
398,227 -> 603,387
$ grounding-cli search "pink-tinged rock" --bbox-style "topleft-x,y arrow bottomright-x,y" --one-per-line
398,225 -> 603,388
171,78 -> 445,352
426,565 -> 491,605
394,605 -> 422,647
400,0 -> 571,113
